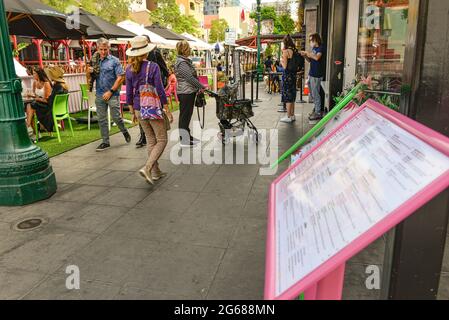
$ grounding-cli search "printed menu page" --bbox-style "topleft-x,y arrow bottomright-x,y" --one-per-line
275,107 -> 449,296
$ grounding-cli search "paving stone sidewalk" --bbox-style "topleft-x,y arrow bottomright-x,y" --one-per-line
0,84 -> 448,300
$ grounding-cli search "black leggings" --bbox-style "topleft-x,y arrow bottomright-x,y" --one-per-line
178,93 -> 196,140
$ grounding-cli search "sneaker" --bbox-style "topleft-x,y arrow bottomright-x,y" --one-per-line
96,143 -> 110,152
135,136 -> 147,148
291,115 -> 296,122
123,131 -> 131,143
190,136 -> 200,143
280,116 -> 294,123
309,112 -> 323,121
139,168 -> 154,185
152,172 -> 167,181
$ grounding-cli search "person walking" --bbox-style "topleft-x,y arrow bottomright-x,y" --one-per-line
125,36 -> 173,184
174,40 -> 206,147
301,33 -> 324,121
89,38 -> 131,152
280,35 -> 298,123
135,35 -> 170,148
165,67 -> 179,105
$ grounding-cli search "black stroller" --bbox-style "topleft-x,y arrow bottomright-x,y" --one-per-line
206,83 -> 259,145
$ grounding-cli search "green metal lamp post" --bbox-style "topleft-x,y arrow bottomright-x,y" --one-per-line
0,0 -> 57,206
256,0 -> 262,75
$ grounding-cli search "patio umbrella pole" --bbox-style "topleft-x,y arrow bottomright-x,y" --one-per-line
0,0 -> 56,206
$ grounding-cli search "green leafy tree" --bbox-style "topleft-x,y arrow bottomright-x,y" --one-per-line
149,0 -> 199,36
41,0 -> 75,11
249,6 -> 277,21
250,6 -> 296,35
90,0 -> 131,24
41,0 -> 131,24
208,19 -> 228,43
275,14 -> 296,34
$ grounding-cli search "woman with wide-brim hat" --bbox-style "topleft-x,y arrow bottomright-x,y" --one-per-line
125,35 -> 173,185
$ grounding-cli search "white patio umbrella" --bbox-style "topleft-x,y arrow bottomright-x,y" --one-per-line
117,20 -> 177,49
13,58 -> 28,77
181,32 -> 213,51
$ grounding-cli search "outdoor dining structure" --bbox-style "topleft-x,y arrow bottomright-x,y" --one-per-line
0,0 -> 253,206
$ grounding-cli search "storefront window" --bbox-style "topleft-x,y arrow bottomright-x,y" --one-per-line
357,0 -> 409,93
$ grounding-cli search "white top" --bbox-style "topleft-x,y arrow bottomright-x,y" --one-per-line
35,85 -> 45,98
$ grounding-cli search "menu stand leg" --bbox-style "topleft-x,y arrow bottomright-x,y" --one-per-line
315,263 -> 346,300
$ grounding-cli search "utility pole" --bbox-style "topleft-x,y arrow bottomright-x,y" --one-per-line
0,0 -> 57,206
256,0 -> 262,74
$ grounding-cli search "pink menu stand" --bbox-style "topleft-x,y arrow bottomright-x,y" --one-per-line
265,99 -> 449,300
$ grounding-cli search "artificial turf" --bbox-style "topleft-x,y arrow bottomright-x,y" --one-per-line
36,101 -> 179,158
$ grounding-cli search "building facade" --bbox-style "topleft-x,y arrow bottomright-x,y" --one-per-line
129,0 -> 158,25
308,0 -> 449,300
218,6 -> 252,39
223,0 -> 240,6
204,0 -> 241,16
204,0 -> 221,15
176,0 -> 205,26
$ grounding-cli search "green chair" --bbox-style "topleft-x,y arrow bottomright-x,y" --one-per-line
80,83 -> 89,111
53,93 -> 73,143
80,83 -> 111,131
34,94 -> 72,143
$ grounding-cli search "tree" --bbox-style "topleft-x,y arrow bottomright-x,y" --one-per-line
249,6 -> 277,21
90,0 -> 131,24
275,14 -> 296,34
41,0 -> 75,11
249,6 -> 296,35
209,19 -> 228,43
40,0 -> 131,24
149,0 -> 200,36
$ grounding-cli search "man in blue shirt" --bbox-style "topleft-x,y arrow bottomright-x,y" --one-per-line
301,33 -> 324,121
89,38 -> 130,151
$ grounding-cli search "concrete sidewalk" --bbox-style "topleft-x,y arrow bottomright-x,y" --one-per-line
0,85 -> 448,300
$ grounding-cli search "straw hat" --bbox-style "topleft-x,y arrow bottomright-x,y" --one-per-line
45,66 -> 65,83
126,36 -> 156,57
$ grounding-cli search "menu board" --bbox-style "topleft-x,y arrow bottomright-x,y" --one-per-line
266,100 -> 449,299
291,102 -> 360,164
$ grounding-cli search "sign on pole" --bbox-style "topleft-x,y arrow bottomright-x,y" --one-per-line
225,28 -> 237,45
265,99 -> 449,300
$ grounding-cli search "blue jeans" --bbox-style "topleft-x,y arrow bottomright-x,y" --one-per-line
309,76 -> 323,114
95,95 -> 127,144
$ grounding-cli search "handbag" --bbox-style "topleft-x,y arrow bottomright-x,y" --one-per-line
163,111 -> 171,131
139,62 -> 163,120
194,91 -> 206,129
194,91 -> 207,108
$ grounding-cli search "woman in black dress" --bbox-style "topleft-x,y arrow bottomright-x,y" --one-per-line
280,35 -> 297,123
40,66 -> 69,132
25,68 -> 52,133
